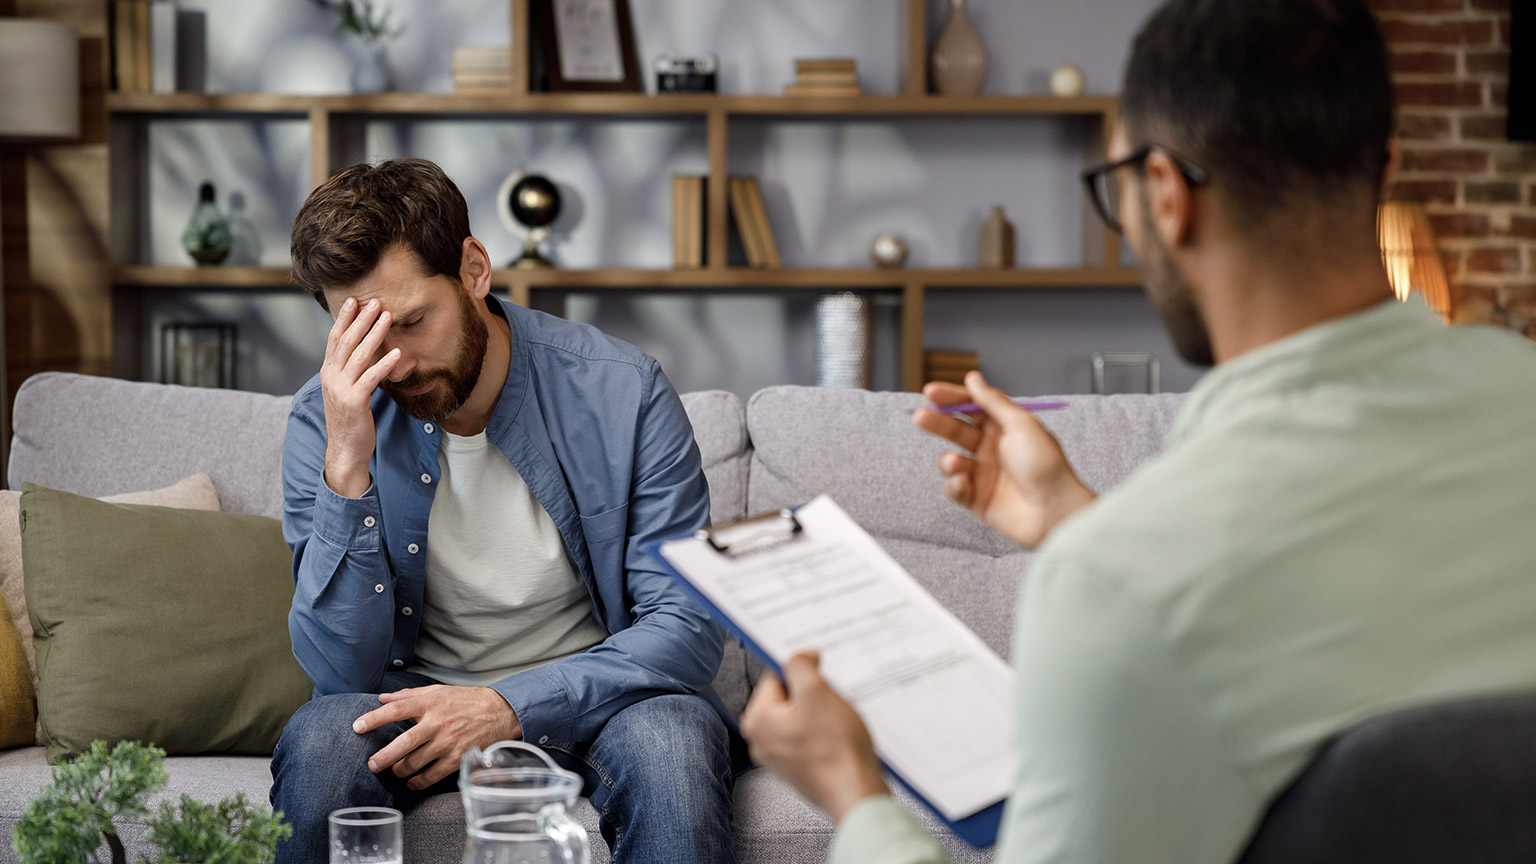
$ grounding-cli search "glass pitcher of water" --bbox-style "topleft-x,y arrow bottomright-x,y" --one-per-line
459,740 -> 590,864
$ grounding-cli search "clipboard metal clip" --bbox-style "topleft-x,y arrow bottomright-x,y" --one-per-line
695,508 -> 802,558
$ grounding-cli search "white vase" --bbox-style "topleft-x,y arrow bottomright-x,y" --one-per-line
350,42 -> 391,94
932,0 -> 989,96
815,293 -> 873,389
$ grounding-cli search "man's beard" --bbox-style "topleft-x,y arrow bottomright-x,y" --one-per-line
380,290 -> 489,422
1139,192 -> 1215,367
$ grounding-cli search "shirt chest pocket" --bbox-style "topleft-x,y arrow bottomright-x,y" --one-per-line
579,502 -> 629,545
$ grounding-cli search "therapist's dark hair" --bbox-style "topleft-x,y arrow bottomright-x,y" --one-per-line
289,158 -> 471,312
1121,0 -> 1395,229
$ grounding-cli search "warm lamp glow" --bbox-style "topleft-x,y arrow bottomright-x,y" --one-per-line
0,18 -> 79,140
1378,201 -> 1452,321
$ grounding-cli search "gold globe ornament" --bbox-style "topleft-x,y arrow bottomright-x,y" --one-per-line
498,170 -> 564,269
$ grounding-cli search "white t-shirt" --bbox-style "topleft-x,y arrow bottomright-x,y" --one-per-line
409,429 -> 609,686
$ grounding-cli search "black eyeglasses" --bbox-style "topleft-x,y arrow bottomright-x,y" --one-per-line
1081,146 -> 1210,235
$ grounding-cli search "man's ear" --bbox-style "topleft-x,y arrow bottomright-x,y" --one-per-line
460,237 -> 493,300
1142,150 -> 1195,248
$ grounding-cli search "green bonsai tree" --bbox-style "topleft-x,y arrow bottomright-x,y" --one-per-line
11,740 -> 291,864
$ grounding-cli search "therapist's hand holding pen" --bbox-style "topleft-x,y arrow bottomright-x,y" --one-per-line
912,370 -> 1098,549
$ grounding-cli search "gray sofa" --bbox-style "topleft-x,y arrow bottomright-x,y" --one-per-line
0,370 -> 1185,860
0,371 -> 1186,862
7,372 -> 1536,864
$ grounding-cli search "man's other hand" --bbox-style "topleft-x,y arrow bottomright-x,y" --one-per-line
912,370 -> 1096,549
352,684 -> 523,790
740,652 -> 888,825
321,295 -> 401,498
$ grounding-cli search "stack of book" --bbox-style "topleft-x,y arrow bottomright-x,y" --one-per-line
669,172 -> 780,267
453,46 -> 512,93
113,0 -> 171,93
728,177 -> 781,268
671,176 -> 706,270
924,351 -> 980,386
671,175 -> 783,269
784,58 -> 862,98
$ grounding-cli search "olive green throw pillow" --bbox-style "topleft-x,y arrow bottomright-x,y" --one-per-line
19,484 -> 311,762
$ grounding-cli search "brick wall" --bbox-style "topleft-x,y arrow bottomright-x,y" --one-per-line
1369,0 -> 1535,335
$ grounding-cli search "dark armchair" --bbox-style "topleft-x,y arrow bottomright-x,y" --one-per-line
1238,691 -> 1536,864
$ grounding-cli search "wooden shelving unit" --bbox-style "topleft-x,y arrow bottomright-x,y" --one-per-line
108,0 -> 1131,391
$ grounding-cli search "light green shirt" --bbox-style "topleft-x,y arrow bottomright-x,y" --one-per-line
831,300 -> 1536,864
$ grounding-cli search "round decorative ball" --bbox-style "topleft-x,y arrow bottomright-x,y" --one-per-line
1049,64 -> 1086,98
510,175 -> 561,229
870,233 -> 910,268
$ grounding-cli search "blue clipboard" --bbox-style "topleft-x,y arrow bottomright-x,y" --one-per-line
643,505 -> 1008,849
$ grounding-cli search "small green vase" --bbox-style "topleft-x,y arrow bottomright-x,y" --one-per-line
182,182 -> 232,266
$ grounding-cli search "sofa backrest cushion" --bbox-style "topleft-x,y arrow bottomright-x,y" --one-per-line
745,386 -> 1185,659
678,390 -> 749,528
10,373 -> 291,519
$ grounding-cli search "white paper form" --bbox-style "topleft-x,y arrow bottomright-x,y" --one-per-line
659,495 -> 1016,821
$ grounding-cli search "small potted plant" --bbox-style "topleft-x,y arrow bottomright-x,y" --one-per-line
11,740 -> 291,864
309,0 -> 403,93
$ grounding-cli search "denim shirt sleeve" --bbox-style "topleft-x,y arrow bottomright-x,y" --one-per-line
487,361 -> 724,744
281,394 -> 396,695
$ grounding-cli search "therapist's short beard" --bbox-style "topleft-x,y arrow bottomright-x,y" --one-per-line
1138,191 -> 1214,367
380,289 -> 489,422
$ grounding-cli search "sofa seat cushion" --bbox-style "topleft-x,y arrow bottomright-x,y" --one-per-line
732,769 -> 993,864
0,747 -> 291,858
0,749 -> 994,864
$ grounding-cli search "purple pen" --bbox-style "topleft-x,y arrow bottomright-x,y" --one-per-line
920,399 -> 1069,415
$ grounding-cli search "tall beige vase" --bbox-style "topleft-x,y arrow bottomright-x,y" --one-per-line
979,206 -> 1015,268
932,0 -> 989,96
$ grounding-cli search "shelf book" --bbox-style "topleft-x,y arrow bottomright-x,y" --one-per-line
924,350 -> 980,386
728,177 -> 781,269
785,58 -> 863,98
671,175 -> 706,270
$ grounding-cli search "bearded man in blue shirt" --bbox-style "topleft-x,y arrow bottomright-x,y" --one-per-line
268,157 -> 740,864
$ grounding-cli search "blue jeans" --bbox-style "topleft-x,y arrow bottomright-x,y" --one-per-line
270,672 -> 737,864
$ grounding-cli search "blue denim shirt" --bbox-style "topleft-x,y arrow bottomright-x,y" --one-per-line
280,296 -> 731,746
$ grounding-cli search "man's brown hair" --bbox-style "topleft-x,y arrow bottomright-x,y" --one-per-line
290,158 -> 471,311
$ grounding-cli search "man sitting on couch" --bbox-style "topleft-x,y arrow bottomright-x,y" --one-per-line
739,1 -> 1536,863
269,158 -> 740,864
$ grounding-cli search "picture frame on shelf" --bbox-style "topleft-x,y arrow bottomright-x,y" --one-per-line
532,0 -> 641,92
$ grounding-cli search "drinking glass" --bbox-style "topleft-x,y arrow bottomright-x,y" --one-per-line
329,806 -> 404,864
